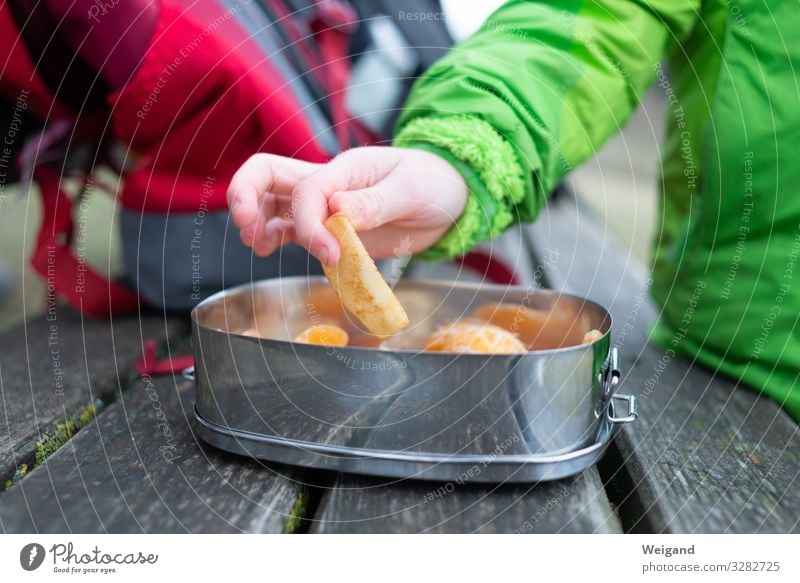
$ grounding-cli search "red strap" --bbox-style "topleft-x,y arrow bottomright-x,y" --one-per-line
458,250 -> 520,286
29,165 -> 140,317
270,0 -> 381,148
268,0 -> 323,73
134,339 -> 194,376
309,0 -> 361,150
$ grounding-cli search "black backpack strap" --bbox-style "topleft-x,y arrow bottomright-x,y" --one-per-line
346,0 -> 453,135
350,0 -> 453,70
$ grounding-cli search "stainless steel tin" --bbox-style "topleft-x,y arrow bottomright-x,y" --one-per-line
190,276 -> 637,483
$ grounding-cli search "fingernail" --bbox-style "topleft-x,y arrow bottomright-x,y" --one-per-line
319,247 -> 330,266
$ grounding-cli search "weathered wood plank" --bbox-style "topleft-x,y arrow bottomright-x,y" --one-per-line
0,308 -> 185,482
0,373 -> 304,533
525,190 -> 800,533
612,345 -> 800,533
311,468 -> 620,533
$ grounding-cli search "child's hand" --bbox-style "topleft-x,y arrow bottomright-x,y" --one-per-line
227,147 -> 467,266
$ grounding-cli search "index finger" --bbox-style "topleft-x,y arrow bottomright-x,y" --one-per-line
227,153 -> 320,229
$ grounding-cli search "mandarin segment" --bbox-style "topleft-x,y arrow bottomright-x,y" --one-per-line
581,329 -> 604,344
473,302 -> 586,350
294,324 -> 349,347
424,322 -> 527,354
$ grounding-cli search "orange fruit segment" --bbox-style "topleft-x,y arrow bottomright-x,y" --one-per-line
424,322 -> 527,354
294,324 -> 349,347
582,329 -> 603,344
473,302 -> 588,350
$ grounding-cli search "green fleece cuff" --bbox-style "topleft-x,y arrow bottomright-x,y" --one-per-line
405,143 -> 496,260
394,115 -> 527,259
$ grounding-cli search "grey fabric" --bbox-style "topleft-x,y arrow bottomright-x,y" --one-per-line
0,262 -> 13,298
120,209 -> 322,311
346,16 -> 419,137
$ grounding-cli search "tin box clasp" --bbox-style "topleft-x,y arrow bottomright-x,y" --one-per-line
607,393 -> 637,424
599,347 -> 637,424
182,366 -> 196,382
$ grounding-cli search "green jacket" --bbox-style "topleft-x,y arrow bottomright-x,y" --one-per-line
394,0 -> 800,421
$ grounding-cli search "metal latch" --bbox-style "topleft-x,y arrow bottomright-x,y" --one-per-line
607,393 -> 638,424
602,347 -> 621,399
182,366 -> 195,382
596,347 -> 637,424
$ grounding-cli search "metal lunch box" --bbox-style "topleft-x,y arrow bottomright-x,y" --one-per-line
189,276 -> 637,483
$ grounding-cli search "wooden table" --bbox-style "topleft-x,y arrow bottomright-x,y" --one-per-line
1,191 -> 798,533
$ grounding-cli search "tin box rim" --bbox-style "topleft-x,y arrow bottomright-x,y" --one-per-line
190,275 -> 613,357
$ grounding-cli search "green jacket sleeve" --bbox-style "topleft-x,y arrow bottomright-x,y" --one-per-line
394,0 -> 701,260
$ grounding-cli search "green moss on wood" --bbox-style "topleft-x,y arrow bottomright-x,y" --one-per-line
35,400 -> 102,464
4,463 -> 28,491
283,489 -> 310,534
2,328 -> 187,493
3,399 -> 104,492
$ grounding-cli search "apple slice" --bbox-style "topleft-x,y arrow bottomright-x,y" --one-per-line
322,215 -> 409,337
